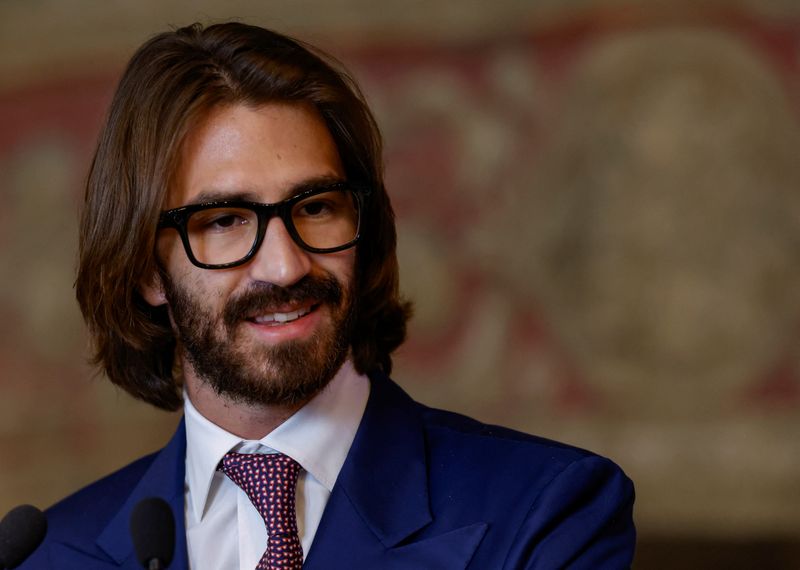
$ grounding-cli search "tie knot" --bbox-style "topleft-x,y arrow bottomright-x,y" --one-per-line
220,452 -> 302,534
222,452 -> 301,486
220,452 -> 305,569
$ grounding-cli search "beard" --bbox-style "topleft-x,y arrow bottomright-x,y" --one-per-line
162,271 -> 355,408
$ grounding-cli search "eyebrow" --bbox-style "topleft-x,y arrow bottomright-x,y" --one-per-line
187,174 -> 346,205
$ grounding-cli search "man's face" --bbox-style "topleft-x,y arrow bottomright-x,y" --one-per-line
150,102 -> 356,408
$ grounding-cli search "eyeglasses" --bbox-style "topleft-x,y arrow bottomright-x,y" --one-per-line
158,182 -> 368,269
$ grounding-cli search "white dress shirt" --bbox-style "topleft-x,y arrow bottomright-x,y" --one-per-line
183,360 -> 369,570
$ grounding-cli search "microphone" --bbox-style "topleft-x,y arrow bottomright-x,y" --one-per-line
130,498 -> 175,570
0,504 -> 47,569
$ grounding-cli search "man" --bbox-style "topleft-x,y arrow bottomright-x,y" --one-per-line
23,22 -> 635,569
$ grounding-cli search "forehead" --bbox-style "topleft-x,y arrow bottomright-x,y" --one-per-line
167,102 -> 345,208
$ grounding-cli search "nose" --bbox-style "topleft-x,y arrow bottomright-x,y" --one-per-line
246,217 -> 311,286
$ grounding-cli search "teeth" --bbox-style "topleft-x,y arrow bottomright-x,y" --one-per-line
253,306 -> 311,324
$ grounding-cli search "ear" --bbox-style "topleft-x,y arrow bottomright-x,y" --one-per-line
139,271 -> 167,307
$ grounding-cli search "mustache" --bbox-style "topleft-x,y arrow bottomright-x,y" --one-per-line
222,274 -> 344,329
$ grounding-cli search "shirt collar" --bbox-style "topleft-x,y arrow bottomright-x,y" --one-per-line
184,359 -> 369,522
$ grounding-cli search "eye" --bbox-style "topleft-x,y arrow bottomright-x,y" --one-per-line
189,208 -> 253,234
297,199 -> 332,217
294,189 -> 353,220
209,214 -> 246,229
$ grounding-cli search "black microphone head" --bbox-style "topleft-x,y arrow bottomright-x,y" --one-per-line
0,504 -> 47,569
130,497 -> 175,568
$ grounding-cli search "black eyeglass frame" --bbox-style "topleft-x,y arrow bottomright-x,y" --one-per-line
157,182 -> 370,270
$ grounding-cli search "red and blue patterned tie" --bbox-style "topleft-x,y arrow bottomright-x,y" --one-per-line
221,452 -> 304,569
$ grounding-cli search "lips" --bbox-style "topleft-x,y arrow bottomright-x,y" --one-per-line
223,275 -> 343,331
251,304 -> 316,325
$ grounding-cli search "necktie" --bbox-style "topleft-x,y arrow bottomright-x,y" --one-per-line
220,452 -> 304,570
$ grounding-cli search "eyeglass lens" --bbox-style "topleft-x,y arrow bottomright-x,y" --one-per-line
184,188 -> 359,265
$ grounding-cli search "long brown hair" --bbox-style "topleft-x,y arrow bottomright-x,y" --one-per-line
76,22 -> 411,411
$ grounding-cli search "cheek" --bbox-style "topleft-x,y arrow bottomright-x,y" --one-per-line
316,249 -> 356,289
157,243 -> 237,305
180,271 -> 238,304
158,233 -> 227,291
156,231 -> 188,273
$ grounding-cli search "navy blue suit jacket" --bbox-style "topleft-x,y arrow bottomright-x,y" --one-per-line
22,373 -> 635,569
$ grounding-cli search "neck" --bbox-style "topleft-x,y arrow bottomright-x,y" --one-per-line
184,373 -> 305,440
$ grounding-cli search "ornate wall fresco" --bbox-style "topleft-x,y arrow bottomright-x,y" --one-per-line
351,13 -> 800,539
1,2 -> 799,566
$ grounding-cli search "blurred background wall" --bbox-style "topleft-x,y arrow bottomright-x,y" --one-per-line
2,1 -> 799,567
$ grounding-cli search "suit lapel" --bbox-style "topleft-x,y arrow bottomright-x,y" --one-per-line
304,374 -> 487,570
95,420 -> 188,569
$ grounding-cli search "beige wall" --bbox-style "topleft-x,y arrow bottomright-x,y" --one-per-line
2,0 -> 800,562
